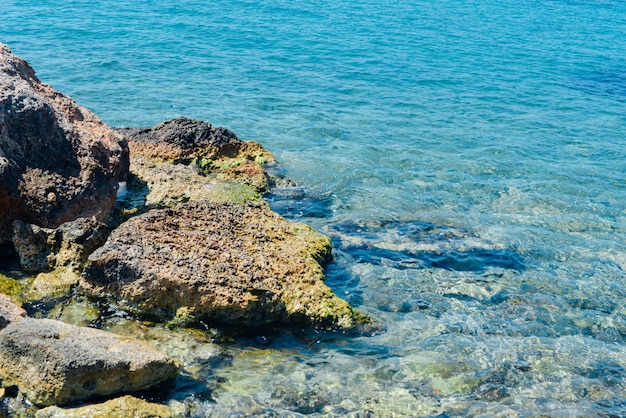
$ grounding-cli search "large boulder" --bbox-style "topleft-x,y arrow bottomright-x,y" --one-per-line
0,43 -> 129,247
80,200 -> 369,329
0,318 -> 178,407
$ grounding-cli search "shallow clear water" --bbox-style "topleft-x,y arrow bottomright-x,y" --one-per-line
2,0 -> 626,416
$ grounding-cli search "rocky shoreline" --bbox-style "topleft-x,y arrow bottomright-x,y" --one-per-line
0,43 -> 371,416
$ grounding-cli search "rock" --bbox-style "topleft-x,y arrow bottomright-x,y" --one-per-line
124,155 -> 265,212
0,318 -> 178,407
48,217 -> 110,271
25,269 -> 81,302
11,221 -> 50,272
12,218 -> 109,273
119,116 -> 273,164
35,395 -> 185,418
81,200 -> 369,329
0,43 -> 129,247
119,117 -> 275,192
0,294 -> 26,330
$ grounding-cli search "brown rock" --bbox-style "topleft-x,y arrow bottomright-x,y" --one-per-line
0,294 -> 26,330
0,318 -> 178,407
35,395 -> 185,418
80,201 -> 369,329
0,43 -> 129,247
124,155 -> 265,212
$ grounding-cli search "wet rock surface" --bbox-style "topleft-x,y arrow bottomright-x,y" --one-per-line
0,318 -> 178,407
81,200 -> 368,329
328,220 -> 525,273
0,43 -> 129,246
0,45 -> 374,416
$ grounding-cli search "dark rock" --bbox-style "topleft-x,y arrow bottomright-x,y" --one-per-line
119,117 -> 275,192
0,318 -> 178,407
80,200 -> 370,329
0,43 -> 129,248
119,116 -> 271,163
12,218 -> 109,273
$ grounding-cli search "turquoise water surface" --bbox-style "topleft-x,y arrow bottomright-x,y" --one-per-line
2,0 -> 626,416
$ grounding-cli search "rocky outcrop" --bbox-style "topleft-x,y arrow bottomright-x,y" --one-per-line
0,318 -> 178,407
0,43 -> 129,247
119,117 -> 275,193
0,294 -> 26,330
81,200 -> 368,329
12,218 -> 109,273
119,116 -> 273,166
35,395 -> 185,418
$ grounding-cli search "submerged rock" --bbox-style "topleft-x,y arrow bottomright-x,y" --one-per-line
0,43 -> 129,248
81,200 -> 369,329
35,395 -> 186,418
0,318 -> 178,407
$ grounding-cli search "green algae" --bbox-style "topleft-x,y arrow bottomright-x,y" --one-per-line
46,297 -> 100,327
0,273 -> 24,299
23,269 -> 79,302
211,182 -> 264,204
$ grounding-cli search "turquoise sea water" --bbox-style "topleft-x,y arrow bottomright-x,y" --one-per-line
2,0 -> 626,416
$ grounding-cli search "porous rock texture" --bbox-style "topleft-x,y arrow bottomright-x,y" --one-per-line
120,116 -> 273,165
119,116 -> 275,193
81,200 -> 368,329
0,318 -> 178,407
12,217 -> 109,273
0,43 -> 129,247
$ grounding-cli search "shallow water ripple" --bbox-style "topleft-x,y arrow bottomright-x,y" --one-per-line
2,0 -> 626,415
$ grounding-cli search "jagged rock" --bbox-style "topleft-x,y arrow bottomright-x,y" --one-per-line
0,318 -> 178,407
118,117 -> 275,192
0,294 -> 26,330
119,116 -> 273,164
0,43 -> 129,247
35,395 -> 186,418
12,218 -> 109,273
80,200 -> 369,329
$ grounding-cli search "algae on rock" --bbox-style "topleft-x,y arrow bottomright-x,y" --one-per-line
81,201 -> 370,330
